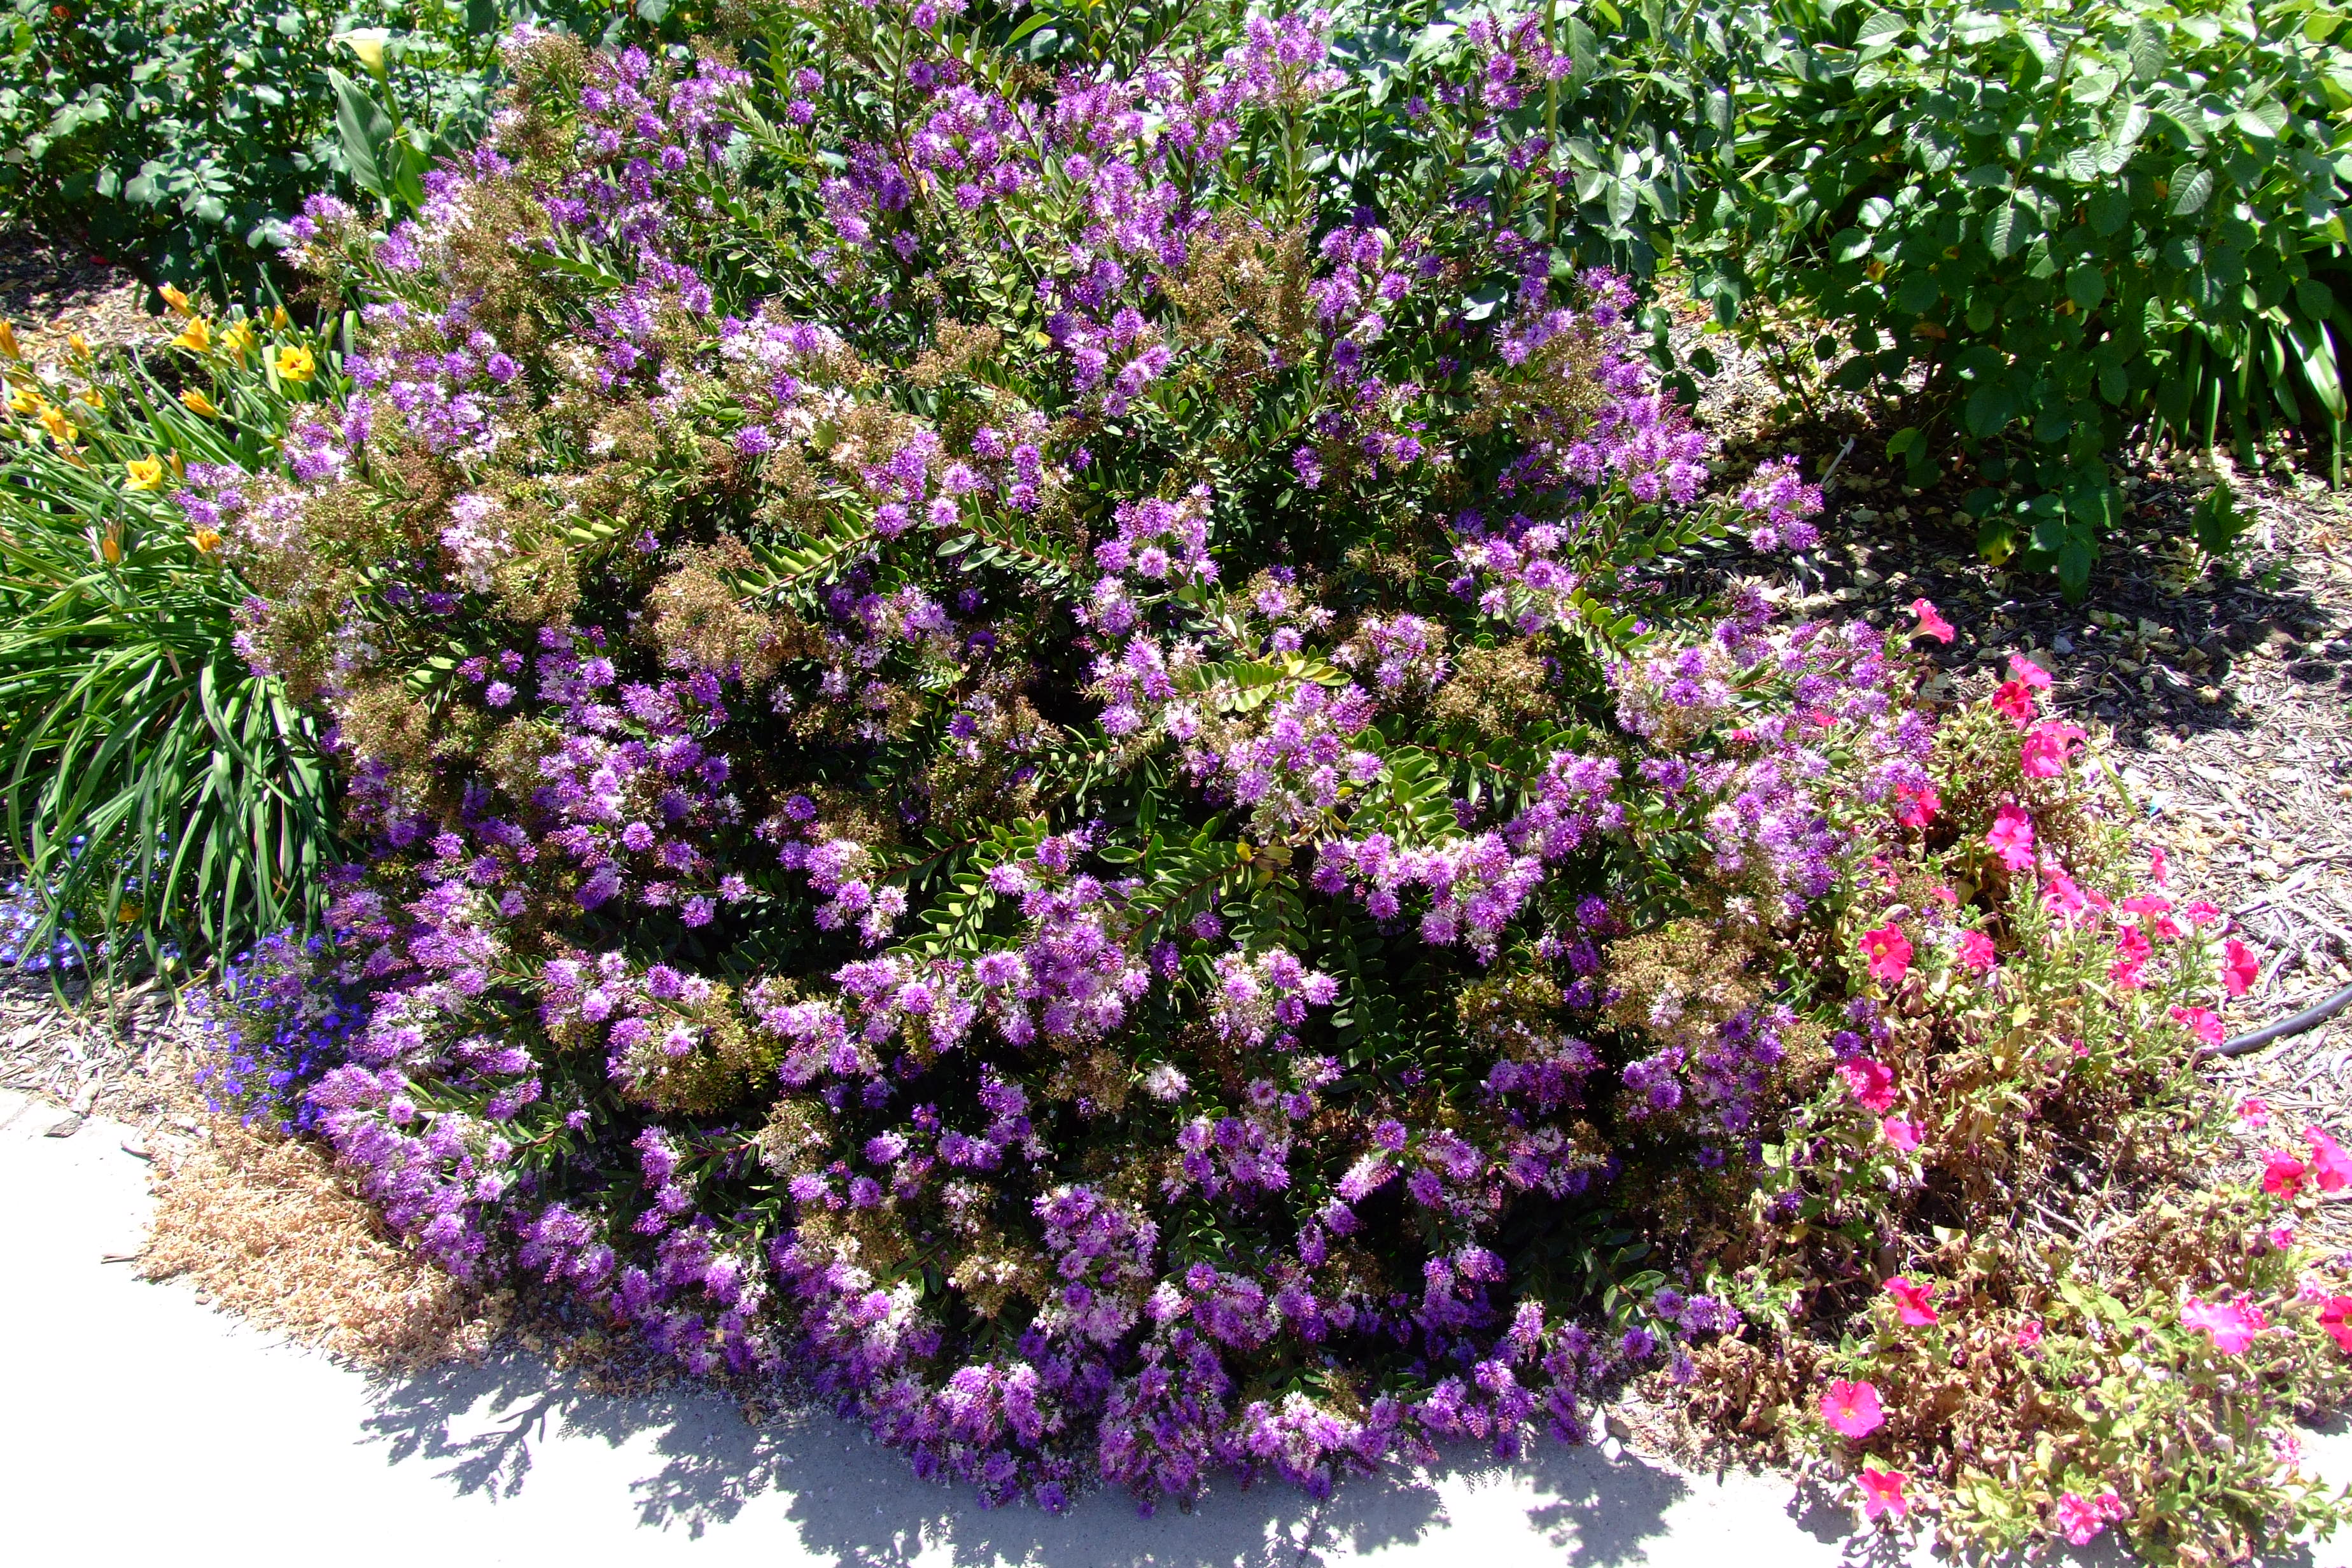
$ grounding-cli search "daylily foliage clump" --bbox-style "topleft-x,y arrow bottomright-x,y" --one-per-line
132,4 -> 2352,1559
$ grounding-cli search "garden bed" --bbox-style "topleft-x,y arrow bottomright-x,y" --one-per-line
4,7 -> 2352,1554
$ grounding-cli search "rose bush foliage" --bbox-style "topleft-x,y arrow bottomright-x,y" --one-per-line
143,5 -> 2352,1555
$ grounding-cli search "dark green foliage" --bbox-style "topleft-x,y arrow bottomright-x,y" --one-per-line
1669,0 -> 2352,592
0,0 -> 696,300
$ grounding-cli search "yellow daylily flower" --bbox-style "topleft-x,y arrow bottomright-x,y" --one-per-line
76,386 -> 103,411
190,527 -> 223,554
124,455 -> 165,491
274,344 -> 316,383
181,387 -> 222,418
38,405 -> 72,445
6,382 -> 43,414
160,283 -> 196,318
269,306 -> 291,330
67,332 -> 90,358
0,320 -> 20,360
172,317 -> 213,353
222,319 -> 258,362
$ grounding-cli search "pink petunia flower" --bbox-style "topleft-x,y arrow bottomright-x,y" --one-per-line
2171,1005 -> 2225,1046
1884,1276 -> 1939,1326
2181,900 -> 2223,927
2019,722 -> 2087,778
2239,1096 -> 2273,1128
1985,802 -> 2036,872
1893,781 -> 1940,828
2109,925 -> 2153,989
2013,1318 -> 2043,1352
1910,599 -> 1955,643
2263,1151 -> 2307,1198
1839,1058 -> 1898,1114
2007,653 -> 2054,690
2040,865 -> 2091,925
1881,1116 -> 1921,1152
2055,1489 -> 2127,1546
1858,1467 -> 1908,1522
2150,846 -> 2170,887
1861,922 -> 1913,984
2222,939 -> 2261,997
2318,1296 -> 2352,1354
2306,1127 -> 2352,1193
1821,1378 -> 1884,1438
1991,678 -> 2040,725
2122,893 -> 2179,943
2181,1296 -> 2267,1354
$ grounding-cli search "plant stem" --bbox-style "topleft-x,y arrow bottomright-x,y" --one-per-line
1544,0 -> 1560,243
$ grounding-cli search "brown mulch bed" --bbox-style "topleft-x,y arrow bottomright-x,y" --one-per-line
0,227 -> 150,367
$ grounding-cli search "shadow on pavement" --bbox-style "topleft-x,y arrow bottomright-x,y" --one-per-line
359,1345 -> 1697,1565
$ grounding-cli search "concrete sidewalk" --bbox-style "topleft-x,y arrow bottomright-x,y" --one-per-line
0,1085 -> 2322,1567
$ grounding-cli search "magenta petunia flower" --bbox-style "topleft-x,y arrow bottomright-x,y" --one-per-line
1893,781 -> 1939,828
1838,1058 -> 1897,1113
1957,930 -> 1998,974
2181,1296 -> 2266,1353
1880,1116 -> 1921,1151
2170,1005 -> 2224,1046
2055,1488 -> 2125,1545
1908,599 -> 1955,643
2306,1126 -> 2352,1193
2222,938 -> 2262,997
1861,921 -> 1912,984
1884,1276 -> 1938,1326
1821,1378 -> 1884,1438
2319,1297 -> 2352,1354
2018,722 -> 2085,778
2262,1151 -> 2307,1197
1858,1466 -> 1908,1520
1985,802 -> 2035,872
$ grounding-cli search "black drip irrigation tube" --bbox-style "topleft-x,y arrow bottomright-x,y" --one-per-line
2204,980 -> 2352,1060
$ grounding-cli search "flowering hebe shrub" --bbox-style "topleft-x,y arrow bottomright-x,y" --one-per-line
185,6 -> 2348,1553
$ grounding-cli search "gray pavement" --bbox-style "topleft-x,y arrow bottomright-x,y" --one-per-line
0,1086 -> 2332,1566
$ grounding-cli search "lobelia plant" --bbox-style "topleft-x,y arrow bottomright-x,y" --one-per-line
150,5 -> 2352,1553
